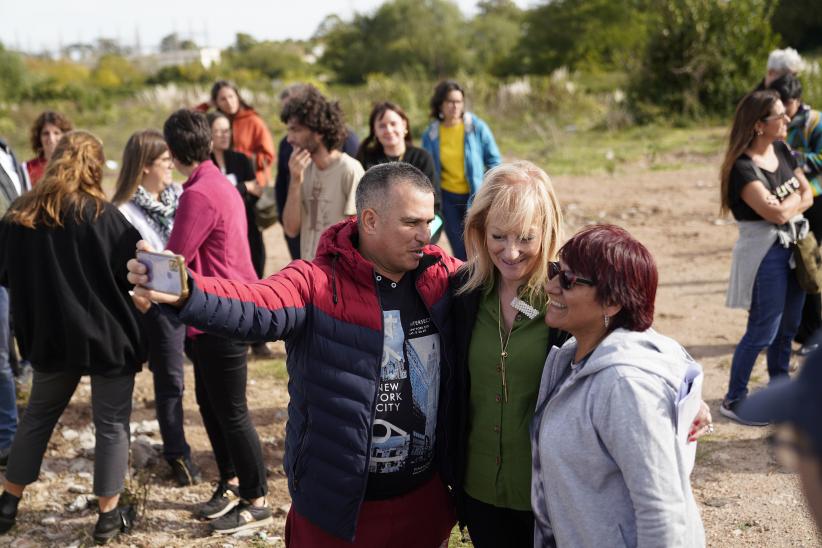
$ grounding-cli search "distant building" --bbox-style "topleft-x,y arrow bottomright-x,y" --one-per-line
131,47 -> 221,71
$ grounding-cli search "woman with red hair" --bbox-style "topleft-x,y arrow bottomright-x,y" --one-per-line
531,224 -> 705,547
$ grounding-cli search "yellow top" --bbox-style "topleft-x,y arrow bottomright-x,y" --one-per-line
439,123 -> 469,194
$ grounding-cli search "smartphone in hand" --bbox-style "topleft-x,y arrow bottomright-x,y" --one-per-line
136,250 -> 189,299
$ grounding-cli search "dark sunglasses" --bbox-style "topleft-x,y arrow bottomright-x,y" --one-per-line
548,261 -> 595,290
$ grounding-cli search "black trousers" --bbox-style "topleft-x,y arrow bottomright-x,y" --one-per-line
145,313 -> 190,461
462,493 -> 535,548
797,197 -> 822,343
187,333 -> 267,499
244,194 -> 267,278
6,370 -> 134,497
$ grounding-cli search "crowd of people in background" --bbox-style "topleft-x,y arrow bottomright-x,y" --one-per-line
0,46 -> 820,547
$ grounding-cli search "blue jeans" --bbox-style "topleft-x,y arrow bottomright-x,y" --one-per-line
441,190 -> 470,260
726,244 -> 806,401
0,287 -> 17,449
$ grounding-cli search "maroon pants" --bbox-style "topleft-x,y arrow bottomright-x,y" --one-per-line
285,474 -> 455,547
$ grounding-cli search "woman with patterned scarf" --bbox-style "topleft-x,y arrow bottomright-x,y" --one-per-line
112,130 -> 201,486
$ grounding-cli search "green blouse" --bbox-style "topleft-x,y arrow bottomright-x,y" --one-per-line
463,288 -> 550,511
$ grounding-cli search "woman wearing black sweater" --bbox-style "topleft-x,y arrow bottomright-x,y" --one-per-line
356,101 -> 443,241
0,131 -> 146,545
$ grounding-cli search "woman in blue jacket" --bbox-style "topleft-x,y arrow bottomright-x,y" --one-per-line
422,80 -> 501,260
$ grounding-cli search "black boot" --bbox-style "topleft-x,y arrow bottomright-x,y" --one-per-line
169,455 -> 202,486
0,491 -> 20,534
92,505 -> 135,545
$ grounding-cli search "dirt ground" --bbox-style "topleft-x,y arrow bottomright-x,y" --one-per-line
1,156 -> 820,547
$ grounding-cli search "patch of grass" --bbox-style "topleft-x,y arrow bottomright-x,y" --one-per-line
449,525 -> 473,547
250,358 -> 288,382
502,123 -> 727,176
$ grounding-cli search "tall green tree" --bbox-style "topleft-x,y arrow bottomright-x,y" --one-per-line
467,0 -> 523,76
630,0 -> 778,117
508,0 -> 648,74
220,33 -> 313,81
0,44 -> 26,101
772,0 -> 822,51
318,0 -> 466,84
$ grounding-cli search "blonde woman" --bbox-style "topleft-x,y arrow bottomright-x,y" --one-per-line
450,161 -> 563,547
450,162 -> 712,547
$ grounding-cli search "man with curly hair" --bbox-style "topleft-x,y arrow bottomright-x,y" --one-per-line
281,86 -> 364,261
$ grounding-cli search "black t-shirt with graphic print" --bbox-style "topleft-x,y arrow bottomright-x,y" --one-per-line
364,271 -> 441,500
729,140 -> 799,221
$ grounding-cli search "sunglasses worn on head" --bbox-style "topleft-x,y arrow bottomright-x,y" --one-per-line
549,261 -> 595,290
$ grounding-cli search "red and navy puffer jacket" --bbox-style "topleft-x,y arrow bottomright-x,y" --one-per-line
176,217 -> 461,541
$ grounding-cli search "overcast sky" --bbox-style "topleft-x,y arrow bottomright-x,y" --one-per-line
1,0 -> 532,53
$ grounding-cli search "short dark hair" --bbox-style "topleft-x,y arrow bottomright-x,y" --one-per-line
280,85 -> 347,151
163,109 -> 212,166
768,73 -> 803,104
559,224 -> 658,332
355,162 -> 434,217
429,80 -> 465,120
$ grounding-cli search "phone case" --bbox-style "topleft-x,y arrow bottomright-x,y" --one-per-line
136,251 -> 189,299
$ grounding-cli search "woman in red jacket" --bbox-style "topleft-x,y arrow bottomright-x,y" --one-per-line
23,111 -> 73,187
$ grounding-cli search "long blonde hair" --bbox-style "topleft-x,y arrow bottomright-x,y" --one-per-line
6,131 -> 107,228
458,161 -> 564,302
719,90 -> 780,216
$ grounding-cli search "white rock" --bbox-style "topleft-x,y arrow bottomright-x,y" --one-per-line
78,430 -> 95,450
61,429 -> 80,441
68,484 -> 88,494
40,515 -> 59,526
132,420 -> 160,435
68,495 -> 89,512
77,472 -> 92,481
68,459 -> 94,475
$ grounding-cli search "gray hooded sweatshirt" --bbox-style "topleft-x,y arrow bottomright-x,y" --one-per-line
530,328 -> 705,548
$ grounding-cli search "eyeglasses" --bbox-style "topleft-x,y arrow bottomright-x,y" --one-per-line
763,111 -> 789,122
548,261 -> 595,290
